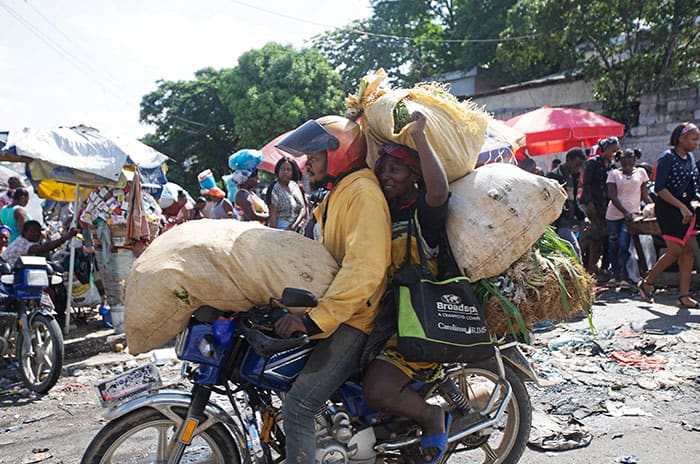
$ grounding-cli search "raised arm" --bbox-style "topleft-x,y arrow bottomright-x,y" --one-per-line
408,112 -> 449,207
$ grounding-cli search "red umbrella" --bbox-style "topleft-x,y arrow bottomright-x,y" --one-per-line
259,131 -> 306,174
506,106 -> 624,157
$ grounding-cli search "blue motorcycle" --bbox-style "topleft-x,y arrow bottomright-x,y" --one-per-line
0,256 -> 65,393
82,288 -> 535,464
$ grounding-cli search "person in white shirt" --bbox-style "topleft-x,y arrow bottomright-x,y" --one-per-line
1,220 -> 78,265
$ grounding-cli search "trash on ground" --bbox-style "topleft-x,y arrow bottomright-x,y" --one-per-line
528,409 -> 592,451
682,420 -> 700,432
604,400 -> 651,417
610,351 -> 669,371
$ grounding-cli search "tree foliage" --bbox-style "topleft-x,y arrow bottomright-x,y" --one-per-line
312,0 -> 518,92
218,43 -> 345,150
140,68 -> 236,194
140,43 -> 344,193
314,0 -> 699,127
496,0 -> 700,126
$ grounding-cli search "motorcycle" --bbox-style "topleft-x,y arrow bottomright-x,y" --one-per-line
0,256 -> 65,393
82,288 -> 536,464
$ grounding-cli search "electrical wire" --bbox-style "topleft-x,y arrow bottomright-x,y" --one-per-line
228,0 -> 542,43
0,0 -> 206,130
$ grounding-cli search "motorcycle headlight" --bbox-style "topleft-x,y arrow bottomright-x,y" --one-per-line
25,270 -> 49,287
198,336 -> 215,358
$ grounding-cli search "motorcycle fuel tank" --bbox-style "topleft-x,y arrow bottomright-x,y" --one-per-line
239,341 -> 317,392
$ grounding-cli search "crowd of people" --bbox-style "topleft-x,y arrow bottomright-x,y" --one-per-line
161,157 -> 311,233
521,122 -> 700,307
1,113 -> 695,463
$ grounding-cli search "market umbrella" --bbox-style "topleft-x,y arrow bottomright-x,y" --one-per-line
505,106 -> 625,157
1,126 -> 130,333
476,119 -> 526,166
1,126 -> 129,200
259,131 -> 306,174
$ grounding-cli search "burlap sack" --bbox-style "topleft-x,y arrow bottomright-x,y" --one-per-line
447,164 -> 566,281
125,219 -> 339,354
363,86 -> 488,182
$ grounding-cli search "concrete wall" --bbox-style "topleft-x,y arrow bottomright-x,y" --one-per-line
627,87 -> 700,164
470,79 -> 700,167
471,79 -> 600,121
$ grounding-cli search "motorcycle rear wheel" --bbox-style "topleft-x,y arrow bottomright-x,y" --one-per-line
426,360 -> 531,464
81,407 -> 240,464
15,314 -> 64,394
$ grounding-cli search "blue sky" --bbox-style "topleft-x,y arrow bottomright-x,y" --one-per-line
0,0 -> 371,140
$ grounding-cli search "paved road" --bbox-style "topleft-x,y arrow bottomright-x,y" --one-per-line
0,288 -> 698,464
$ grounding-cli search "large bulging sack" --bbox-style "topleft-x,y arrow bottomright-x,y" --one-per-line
447,164 -> 566,281
125,220 -> 339,354
363,86 -> 488,183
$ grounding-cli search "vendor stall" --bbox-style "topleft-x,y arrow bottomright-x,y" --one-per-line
1,126 -> 169,332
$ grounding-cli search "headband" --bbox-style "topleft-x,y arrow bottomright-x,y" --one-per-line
681,123 -> 699,136
375,144 -> 421,174
598,136 -> 620,151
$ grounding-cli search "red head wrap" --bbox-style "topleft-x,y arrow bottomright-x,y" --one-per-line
375,143 -> 420,176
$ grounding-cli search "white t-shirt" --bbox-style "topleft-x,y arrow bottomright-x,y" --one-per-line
1,236 -> 34,265
605,168 -> 649,221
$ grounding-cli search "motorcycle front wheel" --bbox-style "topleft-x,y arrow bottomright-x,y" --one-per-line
81,407 -> 240,464
15,314 -> 64,393
426,359 -> 532,464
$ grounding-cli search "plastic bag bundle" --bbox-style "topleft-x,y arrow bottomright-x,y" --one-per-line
125,220 -> 339,354
447,163 -> 566,281
228,149 -> 263,171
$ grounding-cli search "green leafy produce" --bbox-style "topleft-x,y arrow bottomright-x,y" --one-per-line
393,100 -> 411,133
474,228 -> 595,341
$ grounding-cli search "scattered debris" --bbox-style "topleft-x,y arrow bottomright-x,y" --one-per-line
56,383 -> 87,393
23,413 -> 54,424
528,410 -> 592,451
604,400 -> 651,417
0,425 -> 22,434
682,421 -> 700,432
610,351 -> 669,371
20,451 -> 53,464
615,456 -> 639,464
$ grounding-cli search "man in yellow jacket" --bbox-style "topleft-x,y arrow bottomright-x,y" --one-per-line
276,115 -> 391,463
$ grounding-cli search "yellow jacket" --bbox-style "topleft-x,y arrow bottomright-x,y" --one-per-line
307,168 -> 391,336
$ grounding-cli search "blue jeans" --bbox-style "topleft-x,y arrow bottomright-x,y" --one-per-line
556,226 -> 582,260
283,324 -> 367,463
607,219 -> 630,278
275,219 -> 292,230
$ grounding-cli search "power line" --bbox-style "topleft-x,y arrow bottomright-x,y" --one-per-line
0,1 -> 108,87
0,0 -> 205,131
228,0 -> 541,43
23,0 -> 126,92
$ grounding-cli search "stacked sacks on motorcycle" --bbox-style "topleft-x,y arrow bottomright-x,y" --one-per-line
349,70 -> 566,281
124,219 -> 339,354
446,163 -> 566,281
349,69 -> 574,335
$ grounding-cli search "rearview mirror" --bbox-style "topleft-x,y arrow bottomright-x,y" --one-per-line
281,288 -> 318,308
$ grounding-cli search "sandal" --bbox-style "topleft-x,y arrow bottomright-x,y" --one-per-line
637,280 -> 655,303
421,411 -> 452,464
676,294 -> 700,309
